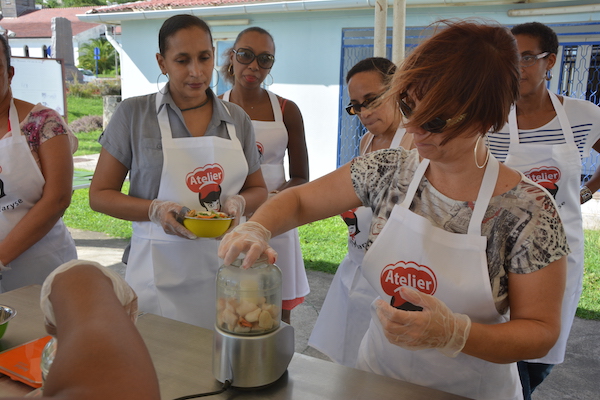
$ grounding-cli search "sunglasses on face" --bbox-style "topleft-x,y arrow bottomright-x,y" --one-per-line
232,48 -> 275,69
399,97 -> 466,134
345,94 -> 383,115
520,52 -> 549,67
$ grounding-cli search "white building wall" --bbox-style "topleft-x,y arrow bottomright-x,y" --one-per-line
116,4 -> 600,179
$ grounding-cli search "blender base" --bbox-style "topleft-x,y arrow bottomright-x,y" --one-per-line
212,322 -> 295,388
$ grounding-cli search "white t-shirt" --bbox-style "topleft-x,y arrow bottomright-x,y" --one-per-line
489,96 -> 600,161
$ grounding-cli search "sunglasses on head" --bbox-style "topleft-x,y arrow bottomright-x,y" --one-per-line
399,96 -> 466,133
233,48 -> 275,69
345,94 -> 383,115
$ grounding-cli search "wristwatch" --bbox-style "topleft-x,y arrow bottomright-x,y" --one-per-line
580,186 -> 594,204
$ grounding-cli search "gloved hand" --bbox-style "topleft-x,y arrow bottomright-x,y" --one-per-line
40,260 -> 138,336
218,221 -> 277,269
375,286 -> 471,358
222,195 -> 246,231
148,199 -> 196,239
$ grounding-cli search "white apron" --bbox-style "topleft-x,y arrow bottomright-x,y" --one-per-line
223,90 -> 309,301
309,128 -> 405,366
357,156 -> 522,400
505,91 -> 582,364
125,93 -> 247,328
0,100 -> 76,292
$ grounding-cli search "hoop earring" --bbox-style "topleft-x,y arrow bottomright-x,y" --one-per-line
546,70 -> 553,81
265,73 -> 274,86
156,72 -> 168,94
474,134 -> 490,169
210,69 -> 221,90
228,64 -> 234,76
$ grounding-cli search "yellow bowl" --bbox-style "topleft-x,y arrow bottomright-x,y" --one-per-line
183,217 -> 233,238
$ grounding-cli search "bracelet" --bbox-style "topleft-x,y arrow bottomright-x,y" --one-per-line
581,186 -> 594,204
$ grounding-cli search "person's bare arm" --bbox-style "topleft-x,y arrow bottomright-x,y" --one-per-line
279,99 -> 309,191
89,148 -> 152,221
0,135 -> 73,265
582,138 -> 600,198
238,168 -> 268,216
35,264 -> 159,400
462,257 -> 566,363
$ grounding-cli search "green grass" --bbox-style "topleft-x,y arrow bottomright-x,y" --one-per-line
578,230 -> 600,319
63,182 -> 133,239
67,96 -> 103,123
73,129 -> 103,156
298,217 -> 348,273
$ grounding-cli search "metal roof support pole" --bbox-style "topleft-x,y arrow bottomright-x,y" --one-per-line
392,0 -> 406,64
374,0 -> 387,58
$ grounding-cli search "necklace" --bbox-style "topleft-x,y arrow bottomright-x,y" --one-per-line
180,97 -> 210,112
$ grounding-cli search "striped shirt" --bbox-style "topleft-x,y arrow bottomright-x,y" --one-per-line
489,96 -> 600,162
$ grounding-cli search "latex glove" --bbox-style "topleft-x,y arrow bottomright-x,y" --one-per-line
148,199 -> 196,239
222,195 -> 246,231
375,286 -> 472,358
40,260 -> 138,336
218,221 -> 277,269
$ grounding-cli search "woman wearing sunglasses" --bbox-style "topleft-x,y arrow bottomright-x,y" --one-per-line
219,27 -> 309,324
488,22 -> 600,400
89,15 -> 267,329
309,57 -> 413,367
218,20 -> 568,399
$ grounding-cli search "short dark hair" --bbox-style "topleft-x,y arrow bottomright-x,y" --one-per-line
221,27 -> 275,85
158,14 -> 213,56
346,57 -> 396,84
0,35 -> 11,69
388,19 -> 520,143
511,22 -> 559,55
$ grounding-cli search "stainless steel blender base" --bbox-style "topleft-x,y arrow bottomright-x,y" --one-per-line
213,323 -> 295,388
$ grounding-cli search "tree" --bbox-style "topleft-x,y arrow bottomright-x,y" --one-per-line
78,38 -> 116,75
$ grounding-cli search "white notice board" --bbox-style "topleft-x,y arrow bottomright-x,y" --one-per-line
10,57 -> 67,119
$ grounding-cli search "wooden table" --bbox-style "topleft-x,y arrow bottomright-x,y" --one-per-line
0,286 -> 467,399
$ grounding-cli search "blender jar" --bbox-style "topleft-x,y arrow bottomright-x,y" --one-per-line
216,257 -> 282,335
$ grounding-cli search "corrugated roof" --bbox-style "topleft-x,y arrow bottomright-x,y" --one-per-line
0,7 -> 100,38
89,0 -> 284,14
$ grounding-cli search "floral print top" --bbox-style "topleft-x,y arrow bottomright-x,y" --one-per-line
350,147 -> 570,314
3,104 -> 78,169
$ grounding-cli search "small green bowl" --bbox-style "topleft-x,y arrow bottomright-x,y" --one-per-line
0,305 -> 17,339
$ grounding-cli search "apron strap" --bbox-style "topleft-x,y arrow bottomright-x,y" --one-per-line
400,158 -> 430,208
390,126 -> 406,148
468,155 -> 499,236
266,90 -> 283,122
8,99 -> 20,136
399,155 -> 499,236
548,91 -> 575,145
508,90 -> 575,147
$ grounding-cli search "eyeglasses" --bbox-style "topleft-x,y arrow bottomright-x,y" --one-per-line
520,52 -> 549,67
232,48 -> 275,69
345,94 -> 382,115
399,97 -> 466,133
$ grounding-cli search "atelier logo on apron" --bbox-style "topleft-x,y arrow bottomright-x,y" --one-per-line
185,163 -> 225,212
256,142 -> 264,162
341,208 -> 366,250
380,261 -> 437,311
523,165 -> 561,199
